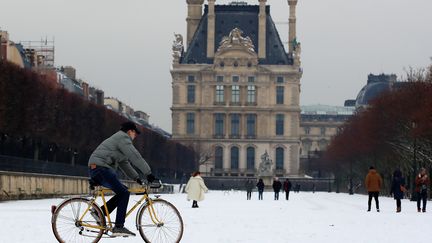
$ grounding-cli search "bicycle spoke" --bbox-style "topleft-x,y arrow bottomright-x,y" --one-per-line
138,199 -> 183,243
52,198 -> 104,243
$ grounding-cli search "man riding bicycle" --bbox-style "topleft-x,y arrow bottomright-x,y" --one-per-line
88,121 -> 156,237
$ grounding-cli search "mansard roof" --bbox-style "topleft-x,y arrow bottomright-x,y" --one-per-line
181,4 -> 292,65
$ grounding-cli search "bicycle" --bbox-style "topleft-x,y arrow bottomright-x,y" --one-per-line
51,180 -> 184,243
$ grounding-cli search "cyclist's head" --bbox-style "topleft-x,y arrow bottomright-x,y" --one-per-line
120,121 -> 141,135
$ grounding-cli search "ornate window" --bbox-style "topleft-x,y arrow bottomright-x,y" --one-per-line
247,85 -> 256,103
276,86 -> 284,104
246,114 -> 256,137
247,147 -> 255,170
230,114 -> 240,138
320,127 -> 326,135
276,114 -> 284,135
214,113 -> 225,137
215,146 -> 223,169
216,75 -> 224,82
275,147 -> 284,170
230,146 -> 239,169
186,113 -> 195,134
187,75 -> 195,83
187,85 -> 195,103
231,85 -> 240,103
215,85 -> 224,103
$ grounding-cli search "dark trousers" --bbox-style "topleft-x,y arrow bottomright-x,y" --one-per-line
246,191 -> 252,200
285,191 -> 290,200
89,167 -> 130,227
274,192 -> 280,200
258,191 -> 263,200
396,199 -> 401,208
417,191 -> 427,210
368,191 -> 379,210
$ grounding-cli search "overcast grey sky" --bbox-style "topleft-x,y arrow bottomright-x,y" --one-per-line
1,0 -> 431,132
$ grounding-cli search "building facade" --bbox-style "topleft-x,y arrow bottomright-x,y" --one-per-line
171,0 -> 302,177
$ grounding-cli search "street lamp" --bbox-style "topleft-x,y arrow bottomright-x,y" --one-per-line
411,121 -> 417,201
349,160 -> 353,195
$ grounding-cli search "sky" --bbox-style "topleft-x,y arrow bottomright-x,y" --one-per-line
1,190 -> 431,242
1,0 -> 431,132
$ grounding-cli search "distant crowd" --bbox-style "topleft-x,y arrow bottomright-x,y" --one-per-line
183,167 -> 429,213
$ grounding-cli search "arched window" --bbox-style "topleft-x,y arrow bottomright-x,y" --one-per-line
246,147 -> 255,170
215,146 -> 223,169
230,146 -> 239,169
276,147 -> 284,170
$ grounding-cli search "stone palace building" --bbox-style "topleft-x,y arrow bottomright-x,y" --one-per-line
171,0 -> 302,177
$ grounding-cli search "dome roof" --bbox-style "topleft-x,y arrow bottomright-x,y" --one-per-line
355,81 -> 391,107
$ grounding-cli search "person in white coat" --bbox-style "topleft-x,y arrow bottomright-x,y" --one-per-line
185,171 -> 208,208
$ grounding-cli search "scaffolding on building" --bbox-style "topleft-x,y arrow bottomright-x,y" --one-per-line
19,37 -> 55,67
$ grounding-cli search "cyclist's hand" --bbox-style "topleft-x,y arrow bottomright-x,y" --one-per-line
136,178 -> 143,185
146,174 -> 156,183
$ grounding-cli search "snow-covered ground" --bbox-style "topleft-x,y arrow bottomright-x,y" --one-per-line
0,190 -> 431,243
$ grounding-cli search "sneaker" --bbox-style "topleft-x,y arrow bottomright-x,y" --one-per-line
90,209 -> 101,225
112,227 -> 136,237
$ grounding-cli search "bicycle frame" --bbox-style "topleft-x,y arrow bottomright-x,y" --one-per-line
78,186 -> 163,231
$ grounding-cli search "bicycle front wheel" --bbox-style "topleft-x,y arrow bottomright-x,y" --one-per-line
51,197 -> 105,243
137,199 -> 184,243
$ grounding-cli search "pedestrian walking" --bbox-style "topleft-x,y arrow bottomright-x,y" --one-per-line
283,179 -> 292,200
185,171 -> 208,208
245,179 -> 254,200
256,179 -> 265,200
365,166 -> 382,212
272,177 -> 282,200
415,168 -> 430,213
390,169 -> 406,213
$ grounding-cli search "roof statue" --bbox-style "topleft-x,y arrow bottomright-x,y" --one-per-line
217,28 -> 255,54
172,33 -> 184,63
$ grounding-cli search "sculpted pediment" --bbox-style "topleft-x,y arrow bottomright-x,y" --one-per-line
215,28 -> 258,58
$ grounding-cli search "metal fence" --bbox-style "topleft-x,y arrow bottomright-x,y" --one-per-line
0,155 -> 88,177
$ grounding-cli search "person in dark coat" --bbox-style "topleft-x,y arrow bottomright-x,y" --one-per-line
415,168 -> 430,213
283,179 -> 292,200
245,179 -> 255,200
256,179 -> 265,200
390,169 -> 406,213
272,177 -> 282,200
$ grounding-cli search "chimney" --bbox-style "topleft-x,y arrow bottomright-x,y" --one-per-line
207,0 -> 216,58
186,0 -> 204,49
288,0 -> 298,53
258,0 -> 267,59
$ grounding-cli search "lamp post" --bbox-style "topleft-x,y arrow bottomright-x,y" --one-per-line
349,160 -> 353,195
411,121 -> 417,201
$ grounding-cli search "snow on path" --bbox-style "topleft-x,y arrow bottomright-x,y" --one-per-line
0,191 -> 430,243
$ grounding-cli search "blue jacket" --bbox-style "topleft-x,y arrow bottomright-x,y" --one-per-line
391,176 -> 405,200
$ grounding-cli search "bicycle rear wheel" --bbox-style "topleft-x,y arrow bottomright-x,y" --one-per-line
51,197 -> 105,243
137,199 -> 184,243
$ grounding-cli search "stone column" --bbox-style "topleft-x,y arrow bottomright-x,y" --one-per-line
288,0 -> 298,53
207,0 -> 216,58
186,0 -> 204,48
258,0 -> 267,59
